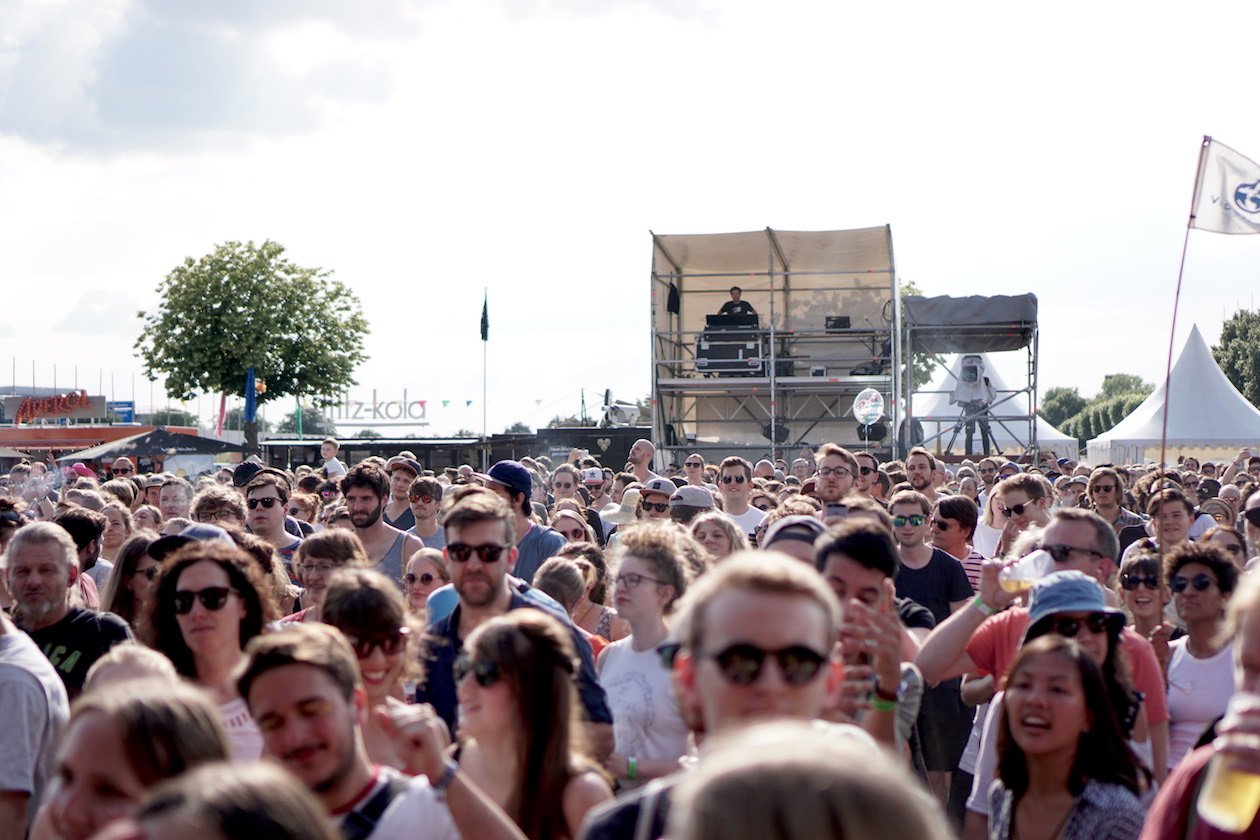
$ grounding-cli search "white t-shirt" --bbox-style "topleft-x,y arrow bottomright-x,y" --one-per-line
598,637 -> 690,787
220,696 -> 264,762
324,457 -> 348,478
0,630 -> 70,827
1166,637 -> 1235,769
336,766 -> 458,840
724,506 -> 767,539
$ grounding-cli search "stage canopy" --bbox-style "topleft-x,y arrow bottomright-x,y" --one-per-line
56,428 -> 247,463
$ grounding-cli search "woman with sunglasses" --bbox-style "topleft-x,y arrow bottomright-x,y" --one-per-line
320,567 -> 427,772
404,547 -> 450,623
453,609 -> 612,839
283,529 -> 372,623
597,523 -> 691,788
1115,554 -> 1179,674
1202,524 -> 1249,570
149,541 -> 278,761
552,508 -> 595,544
689,510 -> 749,564
101,532 -> 161,644
1163,541 -> 1240,771
988,635 -> 1145,840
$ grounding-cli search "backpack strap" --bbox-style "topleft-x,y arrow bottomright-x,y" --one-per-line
341,773 -> 412,840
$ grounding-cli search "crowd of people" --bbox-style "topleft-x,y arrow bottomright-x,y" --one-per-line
1,434 -> 1260,840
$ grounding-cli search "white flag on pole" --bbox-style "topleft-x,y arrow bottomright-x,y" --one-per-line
1191,137 -> 1260,234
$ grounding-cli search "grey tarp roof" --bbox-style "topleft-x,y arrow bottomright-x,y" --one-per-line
56,429 -> 247,462
903,294 -> 1038,354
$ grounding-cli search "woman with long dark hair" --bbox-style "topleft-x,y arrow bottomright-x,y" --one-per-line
148,541 -> 278,761
452,610 -> 612,839
100,532 -> 161,642
990,636 -> 1144,840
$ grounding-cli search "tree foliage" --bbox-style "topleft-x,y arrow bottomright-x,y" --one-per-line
135,241 -> 369,409
354,428 -> 383,439
276,407 -> 336,436
1214,309 -> 1260,406
900,279 -> 944,388
222,406 -> 271,433
1099,374 -> 1153,400
504,421 -> 531,434
1039,386 -> 1087,429
146,408 -> 200,428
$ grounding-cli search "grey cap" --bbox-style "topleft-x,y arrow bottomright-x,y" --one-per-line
670,485 -> 715,509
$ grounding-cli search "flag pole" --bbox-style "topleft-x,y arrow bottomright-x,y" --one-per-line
481,288 -> 489,471
1158,137 -> 1210,474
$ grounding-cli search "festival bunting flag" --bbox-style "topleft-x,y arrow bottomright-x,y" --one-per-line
1191,137 -> 1260,234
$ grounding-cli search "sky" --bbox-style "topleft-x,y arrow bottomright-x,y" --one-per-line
4,0 -> 1260,439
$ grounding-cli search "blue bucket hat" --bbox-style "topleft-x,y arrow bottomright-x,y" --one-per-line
1026,570 -> 1126,636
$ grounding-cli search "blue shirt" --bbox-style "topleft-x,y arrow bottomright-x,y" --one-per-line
512,523 -> 567,584
417,582 -> 613,736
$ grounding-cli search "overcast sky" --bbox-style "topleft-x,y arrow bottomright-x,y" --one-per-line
4,0 -> 1260,438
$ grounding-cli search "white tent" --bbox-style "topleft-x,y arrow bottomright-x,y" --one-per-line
912,353 -> 1078,457
1087,324 -> 1260,465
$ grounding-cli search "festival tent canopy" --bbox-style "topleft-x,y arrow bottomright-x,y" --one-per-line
1087,325 -> 1260,464
912,352 -> 1077,456
55,428 -> 247,463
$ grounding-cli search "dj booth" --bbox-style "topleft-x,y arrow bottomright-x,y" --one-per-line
695,314 -> 763,376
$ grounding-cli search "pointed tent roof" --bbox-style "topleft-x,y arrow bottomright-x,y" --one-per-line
912,353 -> 1077,455
1087,325 -> 1260,461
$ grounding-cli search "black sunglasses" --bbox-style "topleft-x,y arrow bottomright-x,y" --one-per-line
1044,543 -> 1108,563
132,566 -> 159,581
404,572 -> 437,586
172,587 -> 236,615
685,461 -> 703,468
113,467 -> 134,475
246,497 -> 282,510
1090,484 -> 1116,493
453,654 -> 502,687
446,543 -> 507,564
859,466 -> 877,476
721,475 -> 747,484
1120,573 -> 1160,591
1000,502 -> 1030,516
698,643 -> 828,687
1043,613 -> 1112,638
343,627 -> 411,659
640,501 -> 669,513
1171,573 -> 1216,593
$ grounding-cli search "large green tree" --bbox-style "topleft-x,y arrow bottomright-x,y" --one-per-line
1039,386 -> 1087,429
1214,309 -> 1260,406
135,241 -> 369,452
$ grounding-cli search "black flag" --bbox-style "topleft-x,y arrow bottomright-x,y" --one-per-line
480,293 -> 489,342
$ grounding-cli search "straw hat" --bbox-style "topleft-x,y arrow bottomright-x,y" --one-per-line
603,488 -> 642,526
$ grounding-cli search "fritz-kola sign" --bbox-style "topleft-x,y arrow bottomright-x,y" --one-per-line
330,391 -> 429,425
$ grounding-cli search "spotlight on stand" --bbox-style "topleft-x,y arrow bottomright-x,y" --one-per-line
761,418 -> 789,444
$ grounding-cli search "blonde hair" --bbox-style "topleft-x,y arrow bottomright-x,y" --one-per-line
669,720 -> 952,840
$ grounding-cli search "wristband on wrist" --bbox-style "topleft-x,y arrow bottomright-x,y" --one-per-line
869,696 -> 897,713
432,758 -> 459,801
972,594 -> 996,616
873,682 -> 898,703
627,756 -> 639,781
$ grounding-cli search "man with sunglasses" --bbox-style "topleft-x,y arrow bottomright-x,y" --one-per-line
578,553 -> 875,840
1244,493 -> 1260,563
638,478 -> 675,523
245,473 -> 304,577
238,623 -> 528,840
416,492 -> 613,759
992,473 -> 1051,555
1087,467 -> 1145,534
5,522 -> 132,697
715,457 -> 764,540
915,507 -> 1170,781
406,476 -> 445,550
853,451 -> 879,498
